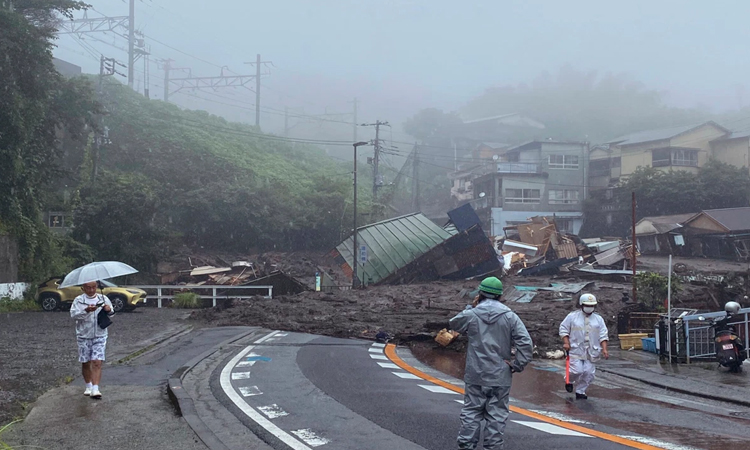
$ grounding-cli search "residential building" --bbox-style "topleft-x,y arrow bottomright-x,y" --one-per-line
681,207 -> 750,260
470,140 -> 588,236
634,213 -> 695,254
589,121 -> 731,190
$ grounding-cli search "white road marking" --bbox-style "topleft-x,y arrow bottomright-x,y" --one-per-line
528,410 -> 591,424
232,371 -> 252,380
254,332 -> 280,344
391,372 -> 421,380
258,404 -> 289,419
275,332 -> 289,337
369,354 -> 388,360
454,399 -> 464,404
418,384 -> 461,395
291,429 -> 330,447
512,421 -> 591,437
266,337 -> 280,341
368,347 -> 383,353
617,435 -> 702,450
377,362 -> 400,369
239,386 -> 263,397
220,332 -> 312,450
371,343 -> 386,348
236,361 -> 256,368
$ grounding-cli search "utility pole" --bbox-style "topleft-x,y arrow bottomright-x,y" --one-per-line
255,54 -> 261,128
94,56 -> 126,180
412,143 -> 420,211
362,120 -> 389,198
352,141 -> 369,289
243,54 -> 272,128
162,59 -> 172,102
128,0 -> 135,89
631,191 -> 637,304
352,98 -> 358,142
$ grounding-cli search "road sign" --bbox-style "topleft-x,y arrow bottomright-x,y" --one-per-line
359,245 -> 368,263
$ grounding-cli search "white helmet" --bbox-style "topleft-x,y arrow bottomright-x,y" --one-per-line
725,301 -> 741,315
579,293 -> 597,306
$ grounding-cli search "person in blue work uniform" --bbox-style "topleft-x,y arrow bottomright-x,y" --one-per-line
449,277 -> 533,450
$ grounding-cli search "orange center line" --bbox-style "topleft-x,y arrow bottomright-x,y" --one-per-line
384,344 -> 662,450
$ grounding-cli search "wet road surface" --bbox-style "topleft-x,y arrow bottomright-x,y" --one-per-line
214,331 -> 711,450
411,344 -> 750,450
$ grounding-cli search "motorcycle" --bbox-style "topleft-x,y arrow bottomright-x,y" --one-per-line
700,315 -> 746,373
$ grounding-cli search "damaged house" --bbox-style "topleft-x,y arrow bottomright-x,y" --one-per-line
634,213 -> 694,255
330,207 -> 500,286
681,207 -> 750,260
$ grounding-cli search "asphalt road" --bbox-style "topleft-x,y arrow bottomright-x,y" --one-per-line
214,331 -> 654,450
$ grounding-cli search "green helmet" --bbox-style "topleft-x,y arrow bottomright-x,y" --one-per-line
478,277 -> 503,297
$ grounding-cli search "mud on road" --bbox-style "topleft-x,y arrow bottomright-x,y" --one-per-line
189,276 -> 632,356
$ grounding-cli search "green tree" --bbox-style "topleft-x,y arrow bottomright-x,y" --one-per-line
0,0 -> 97,280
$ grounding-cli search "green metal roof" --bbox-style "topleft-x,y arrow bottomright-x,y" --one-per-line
336,213 -> 456,285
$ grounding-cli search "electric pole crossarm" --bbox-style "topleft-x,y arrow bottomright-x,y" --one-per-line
57,16 -> 129,34
168,75 -> 257,94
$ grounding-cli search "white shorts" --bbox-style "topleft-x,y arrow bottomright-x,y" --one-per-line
77,336 -> 107,363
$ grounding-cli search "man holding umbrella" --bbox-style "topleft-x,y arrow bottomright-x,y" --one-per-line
71,281 -> 115,399
63,261 -> 137,399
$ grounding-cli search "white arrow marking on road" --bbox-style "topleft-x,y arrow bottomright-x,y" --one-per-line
371,343 -> 385,348
291,429 -> 330,447
239,386 -> 262,397
377,362 -> 400,369
258,404 -> 289,419
220,331 -> 312,450
275,332 -> 289,337
236,361 -> 256,367
368,347 -> 383,353
391,372 -> 421,379
369,354 -> 388,360
232,372 -> 251,380
418,384 -> 461,395
512,421 -> 591,437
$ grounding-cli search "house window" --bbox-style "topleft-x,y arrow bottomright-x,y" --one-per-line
548,154 -> 579,169
548,190 -> 580,204
556,219 -> 574,233
589,159 -> 610,177
672,149 -> 698,167
611,157 -> 621,168
652,148 -> 698,167
505,188 -> 541,204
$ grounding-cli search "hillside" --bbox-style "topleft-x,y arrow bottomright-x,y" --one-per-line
69,79 -> 370,271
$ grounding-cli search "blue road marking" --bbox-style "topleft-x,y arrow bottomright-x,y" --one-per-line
247,356 -> 272,362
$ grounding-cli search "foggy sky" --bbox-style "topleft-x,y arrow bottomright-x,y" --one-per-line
54,0 -> 750,139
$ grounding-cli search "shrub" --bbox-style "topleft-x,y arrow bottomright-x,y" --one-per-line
0,297 -> 41,313
172,292 -> 201,309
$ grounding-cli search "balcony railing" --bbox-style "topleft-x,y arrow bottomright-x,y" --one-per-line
496,162 -> 540,174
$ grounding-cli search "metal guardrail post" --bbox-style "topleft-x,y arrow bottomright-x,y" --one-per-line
269,286 -> 273,299
745,312 -> 749,359
157,287 -> 162,308
685,320 -> 690,364
212,287 -> 217,307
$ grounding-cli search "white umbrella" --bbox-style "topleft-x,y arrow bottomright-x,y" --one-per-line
59,261 -> 139,288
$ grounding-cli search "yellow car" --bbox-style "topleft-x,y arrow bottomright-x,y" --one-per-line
37,278 -> 147,312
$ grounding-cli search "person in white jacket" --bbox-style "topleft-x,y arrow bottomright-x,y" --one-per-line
559,293 -> 609,400
70,281 -> 115,399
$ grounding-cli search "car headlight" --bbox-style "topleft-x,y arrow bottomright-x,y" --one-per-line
127,289 -> 143,295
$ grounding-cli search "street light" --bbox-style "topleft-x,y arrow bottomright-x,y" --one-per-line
352,141 -> 369,289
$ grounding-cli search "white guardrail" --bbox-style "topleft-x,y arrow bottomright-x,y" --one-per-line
123,285 -> 273,308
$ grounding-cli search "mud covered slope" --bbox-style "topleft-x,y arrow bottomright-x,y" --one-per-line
189,277 -> 630,354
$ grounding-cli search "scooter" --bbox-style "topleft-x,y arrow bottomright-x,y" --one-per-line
701,315 -> 746,373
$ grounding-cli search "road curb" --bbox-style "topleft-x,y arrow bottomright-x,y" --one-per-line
114,323 -> 194,364
598,367 -> 750,408
166,328 -> 261,450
